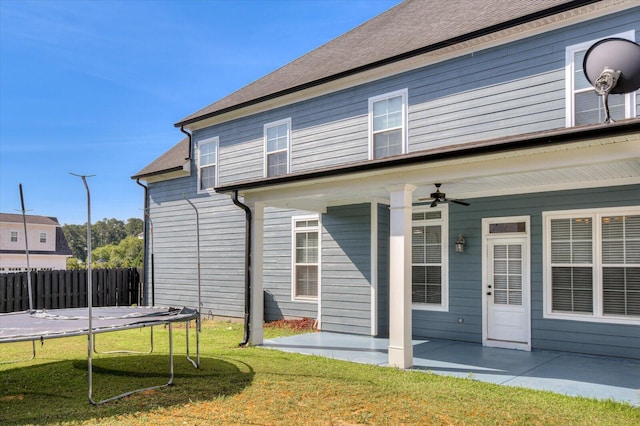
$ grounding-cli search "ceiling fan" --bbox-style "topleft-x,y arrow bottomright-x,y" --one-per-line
420,183 -> 470,208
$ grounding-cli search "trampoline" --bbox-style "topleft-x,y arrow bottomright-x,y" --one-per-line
1,177 -> 202,404
0,306 -> 201,404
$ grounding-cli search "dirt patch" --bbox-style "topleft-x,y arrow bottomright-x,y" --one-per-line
264,317 -> 317,331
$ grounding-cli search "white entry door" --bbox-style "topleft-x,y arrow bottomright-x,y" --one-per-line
485,237 -> 530,349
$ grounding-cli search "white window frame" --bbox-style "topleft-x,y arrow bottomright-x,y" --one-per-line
565,30 -> 636,127
39,232 -> 47,243
368,89 -> 408,160
543,206 -> 640,325
411,204 -> 449,312
196,136 -> 219,194
10,231 -> 18,242
291,214 -> 321,302
264,118 -> 291,177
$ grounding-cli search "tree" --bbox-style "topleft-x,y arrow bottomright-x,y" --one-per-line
125,218 -> 143,237
62,223 -> 88,262
92,218 -> 126,248
92,236 -> 143,268
61,217 -> 143,263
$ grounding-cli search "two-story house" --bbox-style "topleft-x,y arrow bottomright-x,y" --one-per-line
0,213 -> 73,272
133,0 -> 640,367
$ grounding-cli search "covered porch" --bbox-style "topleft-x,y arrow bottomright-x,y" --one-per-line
215,120 -> 640,369
264,332 -> 640,406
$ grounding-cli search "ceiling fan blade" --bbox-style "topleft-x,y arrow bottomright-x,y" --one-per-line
430,199 -> 439,208
450,199 -> 470,206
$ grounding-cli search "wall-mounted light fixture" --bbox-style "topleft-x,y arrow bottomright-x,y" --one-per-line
455,233 -> 465,253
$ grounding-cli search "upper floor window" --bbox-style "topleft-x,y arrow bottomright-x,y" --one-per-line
10,231 -> 18,242
292,216 -> 320,301
197,137 -> 218,192
411,205 -> 448,311
369,89 -> 408,159
39,232 -> 47,243
543,207 -> 640,325
565,31 -> 636,127
264,118 -> 291,177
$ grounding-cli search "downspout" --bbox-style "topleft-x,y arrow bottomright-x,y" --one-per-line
136,179 -> 153,306
180,125 -> 192,162
231,190 -> 252,346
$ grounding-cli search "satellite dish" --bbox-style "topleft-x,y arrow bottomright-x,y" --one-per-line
583,37 -> 640,123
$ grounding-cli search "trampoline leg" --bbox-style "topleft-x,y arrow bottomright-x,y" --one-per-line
185,317 -> 200,369
87,323 -> 178,405
0,340 -> 37,365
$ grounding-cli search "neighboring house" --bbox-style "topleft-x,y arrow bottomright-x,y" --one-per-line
133,0 -> 640,367
0,213 -> 73,272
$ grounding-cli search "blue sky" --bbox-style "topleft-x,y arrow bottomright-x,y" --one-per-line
0,0 -> 401,225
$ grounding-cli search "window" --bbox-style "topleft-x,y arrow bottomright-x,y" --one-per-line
39,232 -> 47,243
411,205 -> 448,311
264,118 -> 291,177
565,31 -> 636,127
292,216 -> 320,300
197,137 -> 218,192
369,89 -> 408,159
544,207 -> 640,324
10,231 -> 18,242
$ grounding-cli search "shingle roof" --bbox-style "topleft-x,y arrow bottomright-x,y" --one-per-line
131,137 -> 189,179
0,213 -> 60,226
176,0 -> 587,126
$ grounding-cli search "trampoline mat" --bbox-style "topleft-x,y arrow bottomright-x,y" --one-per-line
0,306 -> 198,343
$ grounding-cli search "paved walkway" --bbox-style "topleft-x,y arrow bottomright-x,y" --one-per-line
264,332 -> 640,406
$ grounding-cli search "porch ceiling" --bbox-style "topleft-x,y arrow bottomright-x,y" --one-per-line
238,132 -> 640,212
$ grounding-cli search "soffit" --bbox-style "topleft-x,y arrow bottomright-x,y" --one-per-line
237,133 -> 640,211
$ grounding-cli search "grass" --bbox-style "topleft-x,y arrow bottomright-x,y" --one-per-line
1,320 -> 638,425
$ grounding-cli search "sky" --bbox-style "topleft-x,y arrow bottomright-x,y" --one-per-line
0,0 -> 402,225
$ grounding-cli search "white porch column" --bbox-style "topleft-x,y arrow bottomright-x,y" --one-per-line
250,201 -> 264,345
388,184 -> 415,368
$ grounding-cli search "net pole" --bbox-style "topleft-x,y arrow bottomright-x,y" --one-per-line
18,184 -> 34,312
71,173 -> 95,403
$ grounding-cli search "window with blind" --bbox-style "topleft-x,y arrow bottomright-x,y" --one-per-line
545,208 -> 640,324
292,216 -> 320,301
411,205 -> 448,311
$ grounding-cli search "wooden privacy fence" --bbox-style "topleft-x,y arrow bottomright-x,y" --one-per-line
0,268 -> 142,313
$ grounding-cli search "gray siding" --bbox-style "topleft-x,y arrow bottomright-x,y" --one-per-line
188,9 -> 638,187
263,207 -> 319,321
146,176 -> 246,318
414,184 -> 640,359
321,204 -> 372,335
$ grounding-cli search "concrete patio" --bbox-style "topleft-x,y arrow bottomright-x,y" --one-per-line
264,332 -> 640,406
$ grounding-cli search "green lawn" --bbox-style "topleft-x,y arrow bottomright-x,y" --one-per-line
1,320 -> 638,425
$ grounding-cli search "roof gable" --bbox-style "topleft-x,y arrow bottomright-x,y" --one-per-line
132,137 -> 190,179
0,213 -> 60,226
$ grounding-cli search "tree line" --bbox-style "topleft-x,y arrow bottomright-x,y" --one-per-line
62,218 -> 144,269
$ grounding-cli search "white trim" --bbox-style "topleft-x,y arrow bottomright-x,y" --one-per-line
368,89 -> 408,160
411,203 -> 449,312
264,117 -> 292,177
542,205 -> 640,326
195,136 -> 219,194
290,214 -> 321,303
482,216 -> 531,351
370,201 -> 378,336
564,30 -> 636,128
